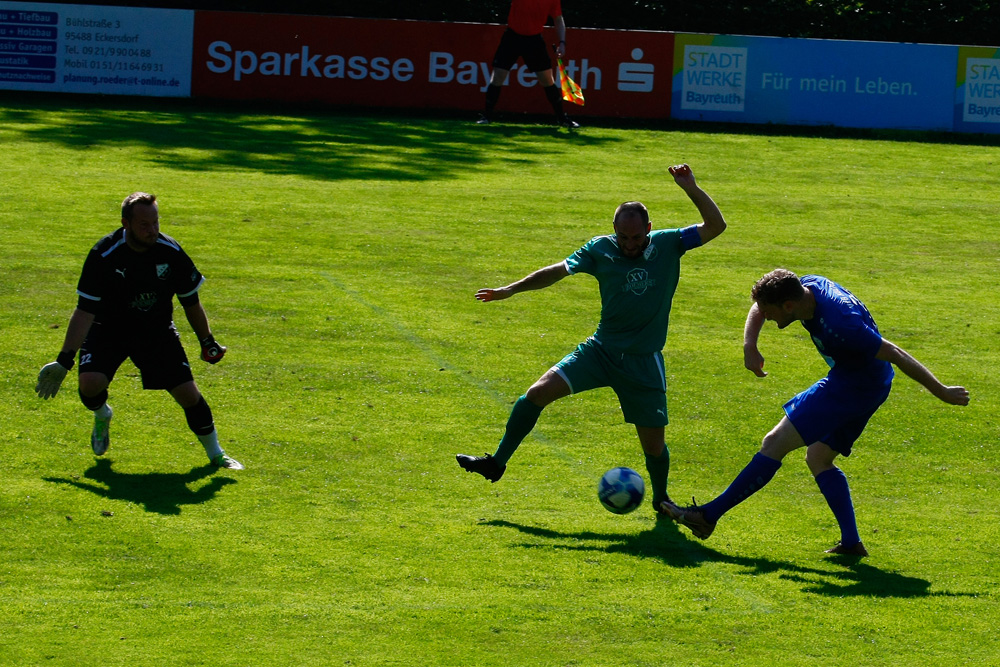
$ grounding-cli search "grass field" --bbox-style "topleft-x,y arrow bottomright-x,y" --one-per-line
1,96 -> 998,666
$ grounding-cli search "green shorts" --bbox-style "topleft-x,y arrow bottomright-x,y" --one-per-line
552,337 -> 668,427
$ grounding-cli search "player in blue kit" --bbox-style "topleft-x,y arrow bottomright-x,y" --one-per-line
457,164 -> 727,512
662,268 -> 969,556
35,192 -> 243,470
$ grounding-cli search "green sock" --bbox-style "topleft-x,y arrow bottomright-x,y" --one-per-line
493,395 -> 543,466
644,447 -> 670,505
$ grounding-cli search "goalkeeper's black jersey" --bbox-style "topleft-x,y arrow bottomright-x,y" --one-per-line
75,228 -> 204,332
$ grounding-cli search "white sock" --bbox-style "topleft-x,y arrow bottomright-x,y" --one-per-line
197,430 -> 224,460
94,403 -> 112,419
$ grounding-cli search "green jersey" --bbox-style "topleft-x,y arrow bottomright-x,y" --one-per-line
564,226 -> 701,355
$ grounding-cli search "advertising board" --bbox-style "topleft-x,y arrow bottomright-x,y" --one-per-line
0,1 -> 192,96
191,13 -> 674,119
954,46 -> 1000,134
1,3 -> 997,134
672,33 -> 958,132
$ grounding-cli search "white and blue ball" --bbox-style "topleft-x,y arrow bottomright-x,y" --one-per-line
597,467 -> 645,514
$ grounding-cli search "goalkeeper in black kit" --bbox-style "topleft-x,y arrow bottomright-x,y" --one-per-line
35,192 -> 243,470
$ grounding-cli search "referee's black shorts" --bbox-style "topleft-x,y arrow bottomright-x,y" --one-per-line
492,28 -> 553,73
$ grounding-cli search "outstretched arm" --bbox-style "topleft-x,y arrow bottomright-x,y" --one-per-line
476,262 -> 570,302
876,338 -> 969,405
743,302 -> 767,377
668,164 -> 727,245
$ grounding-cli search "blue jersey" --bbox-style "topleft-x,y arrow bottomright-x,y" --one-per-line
564,226 -> 701,355
800,275 -> 893,384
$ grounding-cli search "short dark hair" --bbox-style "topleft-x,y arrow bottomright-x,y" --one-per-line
751,268 -> 804,305
121,192 -> 156,222
613,201 -> 649,226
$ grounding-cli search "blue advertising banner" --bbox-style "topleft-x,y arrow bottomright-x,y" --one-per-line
672,33 -> 958,132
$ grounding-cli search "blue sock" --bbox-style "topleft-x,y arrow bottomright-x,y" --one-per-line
493,395 -> 543,466
815,467 -> 861,546
699,453 -> 782,523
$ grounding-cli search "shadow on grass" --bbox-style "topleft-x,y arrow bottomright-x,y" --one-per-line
485,518 -> 979,599
0,94 -> 619,182
43,458 -> 237,515
593,115 -> 1000,147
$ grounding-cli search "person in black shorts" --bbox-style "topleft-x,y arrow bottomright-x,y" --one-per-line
35,192 -> 243,470
479,0 -> 579,127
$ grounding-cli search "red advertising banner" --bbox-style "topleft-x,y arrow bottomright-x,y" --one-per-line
191,13 -> 673,119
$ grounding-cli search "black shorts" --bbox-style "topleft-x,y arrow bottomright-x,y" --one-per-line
493,29 -> 553,73
78,322 -> 194,391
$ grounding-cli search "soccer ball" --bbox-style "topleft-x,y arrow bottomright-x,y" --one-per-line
597,467 -> 645,515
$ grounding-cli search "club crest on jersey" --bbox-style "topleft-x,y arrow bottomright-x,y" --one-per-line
642,244 -> 658,261
156,263 -> 170,280
131,292 -> 157,311
623,268 -> 656,295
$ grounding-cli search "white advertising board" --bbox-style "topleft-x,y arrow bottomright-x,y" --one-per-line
0,1 -> 193,96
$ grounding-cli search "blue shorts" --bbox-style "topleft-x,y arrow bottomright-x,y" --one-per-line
552,337 -> 668,428
783,370 -> 893,456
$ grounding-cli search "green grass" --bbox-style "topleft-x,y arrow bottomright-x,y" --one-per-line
1,96 -> 998,666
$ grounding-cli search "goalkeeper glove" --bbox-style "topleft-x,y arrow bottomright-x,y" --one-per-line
200,335 -> 226,364
36,352 -> 74,399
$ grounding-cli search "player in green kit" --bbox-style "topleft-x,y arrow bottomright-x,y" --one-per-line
457,164 -> 727,512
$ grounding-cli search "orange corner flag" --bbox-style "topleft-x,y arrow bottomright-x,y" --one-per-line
558,59 -> 585,106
